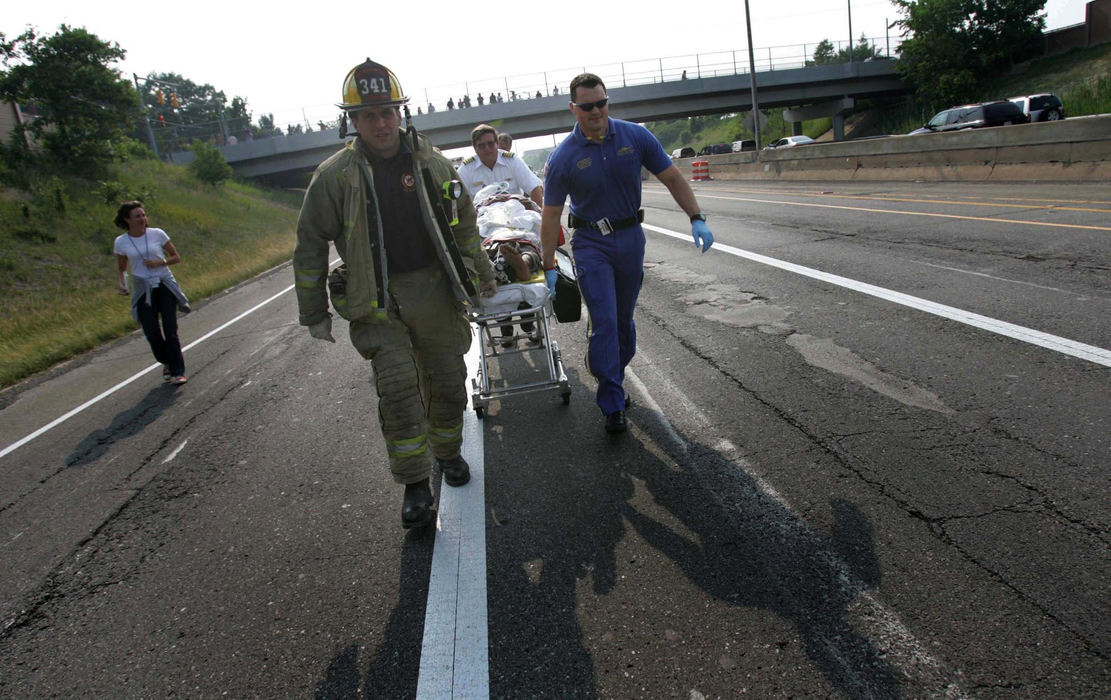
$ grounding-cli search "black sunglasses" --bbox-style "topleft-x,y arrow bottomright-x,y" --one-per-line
573,98 -> 609,112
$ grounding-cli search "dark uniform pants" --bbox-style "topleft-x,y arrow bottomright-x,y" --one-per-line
348,268 -> 472,484
572,227 -> 646,416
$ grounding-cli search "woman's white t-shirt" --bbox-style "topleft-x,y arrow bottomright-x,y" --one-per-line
114,228 -> 172,282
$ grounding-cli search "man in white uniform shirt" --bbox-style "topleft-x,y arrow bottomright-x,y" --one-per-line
458,123 -> 543,206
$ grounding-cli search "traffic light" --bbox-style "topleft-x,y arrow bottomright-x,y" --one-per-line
158,115 -> 166,127
156,89 -> 165,105
170,92 -> 180,109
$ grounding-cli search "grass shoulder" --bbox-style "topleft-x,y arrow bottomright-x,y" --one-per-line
0,160 -> 300,389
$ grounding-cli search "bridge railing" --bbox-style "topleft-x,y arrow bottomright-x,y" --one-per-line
178,37 -> 901,149
413,37 -> 901,115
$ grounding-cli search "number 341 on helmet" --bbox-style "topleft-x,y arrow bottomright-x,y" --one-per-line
338,58 -> 409,112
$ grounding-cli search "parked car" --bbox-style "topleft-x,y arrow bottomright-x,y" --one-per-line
909,100 -> 1029,134
671,146 -> 696,159
763,135 -> 815,150
697,143 -> 732,156
1008,93 -> 1065,122
731,139 -> 756,152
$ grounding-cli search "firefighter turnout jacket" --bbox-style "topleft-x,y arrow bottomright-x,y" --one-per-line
294,130 -> 494,326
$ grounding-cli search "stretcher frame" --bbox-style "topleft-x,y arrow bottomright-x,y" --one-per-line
468,286 -> 571,418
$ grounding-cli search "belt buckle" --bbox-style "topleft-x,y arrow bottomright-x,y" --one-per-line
596,217 -> 613,236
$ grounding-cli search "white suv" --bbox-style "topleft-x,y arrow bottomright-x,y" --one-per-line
763,135 -> 815,150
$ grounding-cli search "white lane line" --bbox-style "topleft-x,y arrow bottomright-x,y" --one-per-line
417,337 -> 489,699
625,360 -> 967,696
643,224 -> 1111,368
910,260 -> 1069,293
0,282 -> 297,461
161,439 -> 188,464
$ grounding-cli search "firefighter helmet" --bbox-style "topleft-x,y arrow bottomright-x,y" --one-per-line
338,58 -> 409,112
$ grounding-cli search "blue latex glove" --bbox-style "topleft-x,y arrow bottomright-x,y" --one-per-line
545,268 -> 559,298
691,219 -> 714,252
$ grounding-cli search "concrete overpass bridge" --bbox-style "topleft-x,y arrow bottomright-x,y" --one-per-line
208,59 -> 906,182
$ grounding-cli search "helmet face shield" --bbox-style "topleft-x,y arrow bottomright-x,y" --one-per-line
339,58 -> 409,112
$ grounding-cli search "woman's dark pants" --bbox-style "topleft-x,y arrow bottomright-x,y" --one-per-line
137,286 -> 185,376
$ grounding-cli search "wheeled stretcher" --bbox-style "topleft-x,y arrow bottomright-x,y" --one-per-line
468,273 -> 570,418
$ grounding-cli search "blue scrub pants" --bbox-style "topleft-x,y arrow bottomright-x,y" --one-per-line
571,227 -> 645,416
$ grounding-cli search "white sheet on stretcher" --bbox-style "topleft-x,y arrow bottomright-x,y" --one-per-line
478,281 -> 549,316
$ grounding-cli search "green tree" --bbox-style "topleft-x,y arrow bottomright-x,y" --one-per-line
808,36 -> 884,66
808,39 -> 838,66
968,0 -> 1046,70
225,96 -> 252,139
0,25 -> 140,177
894,0 -> 1046,109
188,140 -> 233,186
137,72 -> 255,152
254,113 -> 282,138
842,35 -> 886,62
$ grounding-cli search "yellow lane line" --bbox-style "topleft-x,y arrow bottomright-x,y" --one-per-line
683,186 -> 1111,213
678,192 -> 1111,232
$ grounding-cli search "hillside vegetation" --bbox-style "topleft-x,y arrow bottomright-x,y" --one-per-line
0,160 -> 300,388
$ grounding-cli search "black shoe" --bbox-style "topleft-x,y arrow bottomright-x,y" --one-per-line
402,479 -> 434,529
605,411 -> 627,434
624,393 -> 631,409
437,456 -> 471,487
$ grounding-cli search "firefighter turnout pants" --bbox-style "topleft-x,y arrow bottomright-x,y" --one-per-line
349,267 -> 472,484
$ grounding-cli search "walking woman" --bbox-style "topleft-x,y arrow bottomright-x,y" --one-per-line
113,201 -> 191,385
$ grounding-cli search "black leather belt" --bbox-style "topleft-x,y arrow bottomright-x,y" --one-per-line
568,209 -> 644,235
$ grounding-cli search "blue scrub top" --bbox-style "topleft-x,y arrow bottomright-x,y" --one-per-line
544,118 -> 672,228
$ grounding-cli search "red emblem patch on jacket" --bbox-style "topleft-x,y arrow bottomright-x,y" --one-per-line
402,173 -> 416,191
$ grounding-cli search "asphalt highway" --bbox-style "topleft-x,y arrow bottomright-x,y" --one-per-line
0,180 -> 1108,697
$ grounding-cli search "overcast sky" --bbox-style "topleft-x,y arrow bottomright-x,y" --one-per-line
3,0 -> 1092,154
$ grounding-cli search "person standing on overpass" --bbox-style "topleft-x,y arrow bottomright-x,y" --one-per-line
458,123 -> 543,207
540,72 -> 714,434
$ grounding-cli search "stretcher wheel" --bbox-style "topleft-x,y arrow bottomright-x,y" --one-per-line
561,392 -> 571,405
475,406 -> 485,419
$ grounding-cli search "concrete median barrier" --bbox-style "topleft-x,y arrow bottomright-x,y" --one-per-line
674,114 -> 1111,182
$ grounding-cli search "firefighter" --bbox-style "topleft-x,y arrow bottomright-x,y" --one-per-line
294,58 -> 496,529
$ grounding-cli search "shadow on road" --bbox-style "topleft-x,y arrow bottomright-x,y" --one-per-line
314,520 -> 435,699
65,385 -> 180,467
485,382 -> 899,698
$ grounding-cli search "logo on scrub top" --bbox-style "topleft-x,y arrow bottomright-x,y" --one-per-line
402,173 -> 416,191
576,157 -> 592,170
617,146 -> 635,156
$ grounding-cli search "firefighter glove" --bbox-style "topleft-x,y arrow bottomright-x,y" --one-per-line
691,219 -> 714,253
308,316 -> 335,343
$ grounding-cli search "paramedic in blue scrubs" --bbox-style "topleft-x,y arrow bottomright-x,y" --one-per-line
540,72 -> 714,434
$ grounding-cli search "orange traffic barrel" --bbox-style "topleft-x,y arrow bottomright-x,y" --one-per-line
691,160 -> 710,181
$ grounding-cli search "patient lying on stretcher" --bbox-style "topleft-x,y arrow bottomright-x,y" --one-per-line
486,238 -> 541,284
473,182 -> 547,346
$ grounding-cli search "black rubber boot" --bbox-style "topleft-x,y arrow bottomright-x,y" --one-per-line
437,456 -> 471,487
401,478 -> 434,529
604,411 -> 627,434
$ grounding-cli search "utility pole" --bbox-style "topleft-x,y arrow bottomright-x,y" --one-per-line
132,73 -> 161,159
848,0 -> 854,63
744,0 -> 761,152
